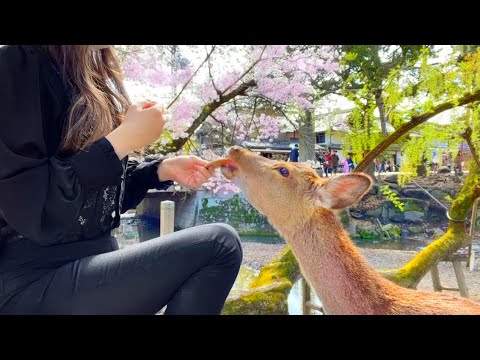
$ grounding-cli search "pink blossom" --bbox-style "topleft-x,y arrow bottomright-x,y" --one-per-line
120,45 -> 338,149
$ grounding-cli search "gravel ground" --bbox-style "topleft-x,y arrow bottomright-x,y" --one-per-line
241,242 -> 480,302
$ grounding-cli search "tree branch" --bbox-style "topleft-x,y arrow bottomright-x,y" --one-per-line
164,80 -> 256,153
354,89 -> 480,172
209,114 -> 225,125
220,46 -> 267,94
460,126 -> 480,168
206,45 -> 222,96
166,45 -> 216,109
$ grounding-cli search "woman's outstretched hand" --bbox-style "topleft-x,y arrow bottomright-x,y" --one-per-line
158,155 -> 216,189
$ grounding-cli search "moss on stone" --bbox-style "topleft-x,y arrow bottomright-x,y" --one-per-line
381,223 -> 401,239
222,290 -> 288,315
222,246 -> 300,315
357,228 -> 379,239
403,201 -> 423,212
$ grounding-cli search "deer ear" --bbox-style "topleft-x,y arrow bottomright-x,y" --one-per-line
316,174 -> 373,209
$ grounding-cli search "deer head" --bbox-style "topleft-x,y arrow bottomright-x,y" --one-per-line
221,146 -> 373,228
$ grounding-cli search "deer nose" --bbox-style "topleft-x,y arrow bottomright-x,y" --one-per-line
227,145 -> 246,156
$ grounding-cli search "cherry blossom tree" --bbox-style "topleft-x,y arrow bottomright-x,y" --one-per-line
118,45 -> 338,151
117,45 -> 339,193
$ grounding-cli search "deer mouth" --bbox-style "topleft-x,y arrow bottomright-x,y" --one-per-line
204,157 -> 239,180
220,159 -> 239,180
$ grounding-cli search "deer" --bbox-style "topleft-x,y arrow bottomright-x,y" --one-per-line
212,146 -> 480,315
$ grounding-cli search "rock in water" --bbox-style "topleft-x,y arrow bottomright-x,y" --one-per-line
437,166 -> 451,174
404,211 -> 425,223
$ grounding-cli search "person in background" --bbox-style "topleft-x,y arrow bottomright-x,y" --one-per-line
343,157 -> 349,173
431,150 -> 439,173
315,150 -> 326,177
331,150 -> 340,175
289,144 -> 299,162
346,154 -> 355,173
455,150 -> 463,174
325,151 -> 332,177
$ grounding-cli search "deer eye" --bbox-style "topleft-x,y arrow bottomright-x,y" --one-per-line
278,167 -> 289,177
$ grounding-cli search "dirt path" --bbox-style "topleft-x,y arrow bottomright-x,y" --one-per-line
241,242 -> 480,302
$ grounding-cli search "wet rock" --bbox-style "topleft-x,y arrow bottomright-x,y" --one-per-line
365,207 -> 382,217
437,166 -> 451,174
430,189 -> 448,201
403,198 -> 429,212
401,188 -> 432,201
381,206 -> 389,220
404,211 -> 425,223
384,174 -> 399,184
350,211 -> 364,219
381,223 -> 401,239
408,226 -> 424,235
368,185 -> 379,195
356,227 -> 380,239
388,207 -> 405,222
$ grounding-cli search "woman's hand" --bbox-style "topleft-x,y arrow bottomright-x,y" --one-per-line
106,101 -> 167,159
158,155 -> 216,189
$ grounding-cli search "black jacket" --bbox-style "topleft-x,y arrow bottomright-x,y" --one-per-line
0,45 -> 172,247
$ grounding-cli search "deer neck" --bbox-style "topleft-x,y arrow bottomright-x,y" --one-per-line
276,208 -> 394,315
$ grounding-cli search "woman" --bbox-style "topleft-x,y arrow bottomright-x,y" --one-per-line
0,45 -> 242,315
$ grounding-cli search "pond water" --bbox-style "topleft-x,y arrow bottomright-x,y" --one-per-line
114,215 -> 424,315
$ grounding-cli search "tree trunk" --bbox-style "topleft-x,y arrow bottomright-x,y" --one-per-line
298,110 -> 316,162
355,89 -> 480,172
364,162 -> 377,181
382,161 -> 480,288
374,88 -> 388,136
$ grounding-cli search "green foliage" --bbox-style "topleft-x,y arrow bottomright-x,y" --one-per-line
340,46 -> 430,161
380,185 -> 405,211
341,46 -> 480,176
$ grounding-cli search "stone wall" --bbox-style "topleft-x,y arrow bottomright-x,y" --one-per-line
136,189 -> 277,236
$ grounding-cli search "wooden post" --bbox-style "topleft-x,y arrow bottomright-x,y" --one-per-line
469,250 -> 476,272
452,260 -> 469,298
160,200 -> 175,236
467,198 -> 479,270
301,277 -> 311,315
431,264 -> 442,292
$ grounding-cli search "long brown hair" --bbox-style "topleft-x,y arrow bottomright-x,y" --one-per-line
44,45 -> 131,153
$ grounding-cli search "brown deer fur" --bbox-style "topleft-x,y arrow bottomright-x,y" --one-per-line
220,146 -> 480,315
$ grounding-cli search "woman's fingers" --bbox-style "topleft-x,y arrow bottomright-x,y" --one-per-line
194,165 -> 212,183
207,166 -> 216,177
